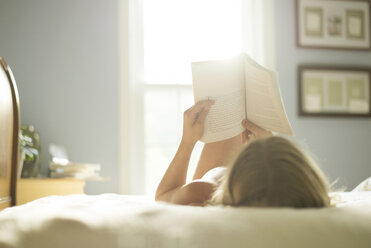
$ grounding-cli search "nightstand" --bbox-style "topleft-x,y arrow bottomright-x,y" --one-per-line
16,178 -> 86,205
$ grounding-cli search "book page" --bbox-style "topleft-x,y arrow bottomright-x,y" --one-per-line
192,56 -> 246,143
244,56 -> 294,135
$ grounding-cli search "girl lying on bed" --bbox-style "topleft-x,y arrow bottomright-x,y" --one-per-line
155,100 -> 330,207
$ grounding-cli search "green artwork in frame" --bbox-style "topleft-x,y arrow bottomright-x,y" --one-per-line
327,80 -> 344,106
346,77 -> 369,113
346,9 -> 365,40
303,77 -> 324,111
299,66 -> 371,117
304,7 -> 323,37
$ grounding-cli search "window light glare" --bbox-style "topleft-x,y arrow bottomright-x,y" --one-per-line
143,0 -> 242,84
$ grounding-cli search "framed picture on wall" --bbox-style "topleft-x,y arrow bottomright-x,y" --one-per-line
298,65 -> 371,117
296,0 -> 371,50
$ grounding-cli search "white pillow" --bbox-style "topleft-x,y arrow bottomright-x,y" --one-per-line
352,177 -> 371,192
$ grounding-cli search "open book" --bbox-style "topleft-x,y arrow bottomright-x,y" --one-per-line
191,53 -> 294,143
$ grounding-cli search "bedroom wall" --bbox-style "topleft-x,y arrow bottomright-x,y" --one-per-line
275,0 -> 371,189
0,0 -> 119,194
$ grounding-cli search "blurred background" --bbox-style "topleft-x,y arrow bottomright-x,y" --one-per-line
0,0 -> 370,196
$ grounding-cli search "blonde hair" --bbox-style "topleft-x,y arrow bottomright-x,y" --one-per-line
209,136 -> 330,208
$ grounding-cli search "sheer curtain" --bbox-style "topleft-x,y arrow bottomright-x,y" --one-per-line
119,0 -> 276,195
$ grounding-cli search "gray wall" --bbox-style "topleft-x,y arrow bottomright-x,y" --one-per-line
275,0 -> 371,189
0,0 -> 119,194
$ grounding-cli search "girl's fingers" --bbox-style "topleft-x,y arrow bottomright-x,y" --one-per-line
189,100 -> 214,115
242,119 -> 257,131
241,129 -> 255,144
241,130 -> 247,144
196,106 -> 211,124
242,119 -> 253,132
242,119 -> 264,132
241,119 -> 272,138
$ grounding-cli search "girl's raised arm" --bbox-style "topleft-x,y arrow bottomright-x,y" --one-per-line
155,100 -> 214,203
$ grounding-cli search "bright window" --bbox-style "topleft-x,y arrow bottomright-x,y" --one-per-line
124,0 -> 276,195
143,0 -> 242,84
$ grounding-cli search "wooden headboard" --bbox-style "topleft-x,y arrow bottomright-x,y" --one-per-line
0,57 -> 20,210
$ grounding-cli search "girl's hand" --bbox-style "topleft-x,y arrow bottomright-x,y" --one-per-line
182,100 -> 214,146
241,119 -> 272,144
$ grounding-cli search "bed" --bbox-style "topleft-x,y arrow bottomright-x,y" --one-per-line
0,57 -> 19,210
1,57 -> 371,248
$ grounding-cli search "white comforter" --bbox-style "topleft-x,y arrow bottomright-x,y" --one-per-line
0,192 -> 371,248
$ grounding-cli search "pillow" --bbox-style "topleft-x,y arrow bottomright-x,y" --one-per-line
352,177 -> 371,192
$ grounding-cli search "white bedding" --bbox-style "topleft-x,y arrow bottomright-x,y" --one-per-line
0,192 -> 371,248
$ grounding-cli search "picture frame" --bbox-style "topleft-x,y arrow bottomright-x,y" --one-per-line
296,0 -> 371,50
298,65 -> 371,117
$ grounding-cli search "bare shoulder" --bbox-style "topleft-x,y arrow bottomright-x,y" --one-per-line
170,180 -> 216,206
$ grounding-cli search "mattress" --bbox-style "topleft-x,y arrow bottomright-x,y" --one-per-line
0,192 -> 371,248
